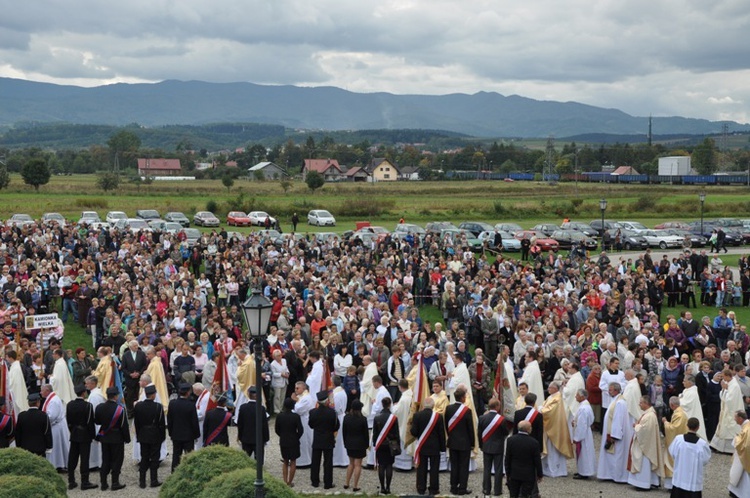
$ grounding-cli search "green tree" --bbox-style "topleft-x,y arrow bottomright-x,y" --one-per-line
0,165 -> 10,190
279,178 -> 292,194
107,130 -> 141,168
692,138 -> 718,174
305,170 -> 325,192
222,175 -> 234,192
21,158 -> 51,191
97,171 -> 120,192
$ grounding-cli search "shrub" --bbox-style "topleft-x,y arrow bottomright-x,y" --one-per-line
160,445 -> 254,498
338,198 -> 396,217
74,197 -> 109,209
0,448 -> 67,496
632,195 -> 657,212
0,475 -> 64,498
493,200 -> 506,215
199,467 -> 301,498
206,200 -> 219,213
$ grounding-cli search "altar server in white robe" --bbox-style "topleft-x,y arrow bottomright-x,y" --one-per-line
132,374 -> 168,463
710,369 -> 744,454
669,416 -> 711,498
84,376 -> 105,469
292,381 -> 315,467
332,377 -> 349,467
519,352 -> 544,408
7,350 -> 29,414
367,376 -> 391,467
562,363 -> 585,422
41,383 -> 70,469
49,348 -> 76,405
572,389 -> 595,479
306,351 -> 324,400
597,382 -> 633,483
627,395 -> 665,490
193,383 -> 211,450
359,356 -> 378,419
393,379 -> 414,470
729,410 -> 750,498
679,375 -> 707,441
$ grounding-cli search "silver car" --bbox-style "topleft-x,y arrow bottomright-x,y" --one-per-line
193,211 -> 220,227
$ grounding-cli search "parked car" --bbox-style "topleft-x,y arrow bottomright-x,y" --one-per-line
688,223 -> 743,246
640,229 -> 685,249
458,221 -> 495,237
274,233 -> 305,248
663,228 -> 707,248
394,223 -> 426,235
559,221 -> 598,237
254,229 -> 282,242
136,209 -> 161,220
227,211 -> 252,227
607,228 -> 648,250
550,229 -> 598,250
494,222 -> 523,235
653,221 -> 691,230
78,211 -> 101,226
115,218 -> 152,234
425,221 -> 458,232
589,219 -> 621,235
180,228 -> 202,246
355,226 -> 390,241
477,230 -> 522,252
248,211 -> 277,227
104,211 -> 126,224
193,211 -> 220,227
41,212 -> 66,227
440,229 -> 483,252
308,210 -> 336,227
5,214 -> 34,228
514,230 -> 559,252
531,223 -> 560,237
148,220 -> 167,231
314,232 -> 340,243
164,212 -> 191,227
618,221 -> 649,232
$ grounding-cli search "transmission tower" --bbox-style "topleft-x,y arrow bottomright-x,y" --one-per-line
545,135 -> 555,182
720,123 -> 729,170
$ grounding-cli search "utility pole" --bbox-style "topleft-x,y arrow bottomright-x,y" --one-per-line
648,115 -> 652,147
545,135 -> 555,183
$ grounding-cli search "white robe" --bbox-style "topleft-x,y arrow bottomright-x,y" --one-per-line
294,391 -> 316,467
504,359 -> 517,401
307,360 -> 324,399
394,388 -> 414,470
573,400 -> 596,477
622,378 -> 644,421
332,387 -> 349,467
50,357 -> 76,405
8,361 -> 29,414
598,369 -> 626,410
710,378 -> 744,453
132,387 -> 167,462
627,454 -> 661,489
43,393 -> 70,469
562,372 -> 584,420
668,434 -> 711,493
194,389 -> 211,450
88,388 -> 105,468
542,434 -> 568,477
519,360 -> 544,408
359,362 -> 378,418
596,396 -> 633,483
729,454 -> 750,498
367,386 -> 392,467
678,386 -> 707,441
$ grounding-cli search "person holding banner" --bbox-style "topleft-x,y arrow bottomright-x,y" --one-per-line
372,397 -> 400,495
410,397 -> 445,496
445,386 -> 475,495
478,397 -> 511,497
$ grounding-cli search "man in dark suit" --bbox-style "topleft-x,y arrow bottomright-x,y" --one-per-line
134,384 -> 166,488
237,385 -> 269,459
505,420 -> 543,498
167,383 -> 200,472
0,396 -> 15,448
94,386 -> 130,491
308,391 -> 340,489
513,393 -> 543,450
410,397 -> 446,496
445,386 -> 475,495
203,393 -> 231,447
478,397 -> 511,496
15,392 -> 52,456
66,384 -> 98,490
121,340 -> 148,418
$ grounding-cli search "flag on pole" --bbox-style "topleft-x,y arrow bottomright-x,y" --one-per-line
322,359 -> 334,395
213,350 -> 231,393
404,351 -> 431,447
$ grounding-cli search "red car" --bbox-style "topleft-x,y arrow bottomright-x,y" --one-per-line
227,211 -> 252,227
653,221 -> 691,230
514,230 -> 560,251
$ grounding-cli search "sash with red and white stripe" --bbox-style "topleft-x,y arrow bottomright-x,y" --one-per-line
42,392 -> 56,412
525,408 -> 539,424
414,412 -> 440,466
374,414 -> 397,451
447,403 -> 469,432
205,411 -> 231,445
0,413 -> 11,434
481,412 -> 505,443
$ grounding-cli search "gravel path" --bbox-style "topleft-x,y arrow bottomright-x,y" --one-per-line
68,421 -> 734,498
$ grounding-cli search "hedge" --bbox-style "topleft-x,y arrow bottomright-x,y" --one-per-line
160,445 -> 254,498
199,467 -> 301,498
0,448 -> 67,496
0,475 -> 64,498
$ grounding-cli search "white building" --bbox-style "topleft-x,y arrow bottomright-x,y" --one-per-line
658,156 -> 691,176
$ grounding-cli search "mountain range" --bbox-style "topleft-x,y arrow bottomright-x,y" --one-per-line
1,77 -> 748,138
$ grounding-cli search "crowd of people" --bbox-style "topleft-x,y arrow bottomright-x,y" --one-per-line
1,218 -> 750,496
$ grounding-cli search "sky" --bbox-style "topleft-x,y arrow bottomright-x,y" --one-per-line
1,0 -> 749,124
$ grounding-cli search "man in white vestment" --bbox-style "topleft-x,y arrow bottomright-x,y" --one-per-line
332,377 -> 349,467
679,375 -> 707,441
359,356 -> 378,419
367,376 -> 392,467
562,363 -> 585,421
393,379 -> 414,470
597,382 -> 632,483
292,381 -> 315,467
306,351 -> 324,399
50,348 -> 76,404
572,389 -> 596,479
233,349 -> 255,424
540,382 -> 573,477
519,352 -> 544,408
599,357 -> 626,416
41,383 -> 70,470
627,395 -> 664,490
729,410 -> 750,498
84,376 -> 104,469
669,417 -> 711,497
133,374 -> 168,463
7,350 -> 29,413
710,370 -> 744,453
193,383 -> 211,450
622,369 -> 644,423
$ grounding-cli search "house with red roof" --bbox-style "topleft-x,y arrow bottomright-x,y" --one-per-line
303,158 -> 343,182
137,158 -> 182,176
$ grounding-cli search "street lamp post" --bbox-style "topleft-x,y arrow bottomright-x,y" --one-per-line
699,192 -> 706,235
599,198 -> 608,248
241,290 -> 273,498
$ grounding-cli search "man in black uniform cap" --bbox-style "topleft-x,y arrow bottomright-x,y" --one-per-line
237,385 -> 269,459
167,383 -> 200,472
308,391 -> 339,489
15,392 -> 53,456
66,384 -> 98,490
94,386 -> 130,491
203,392 -> 231,447
134,384 -> 166,488
0,397 -> 15,448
